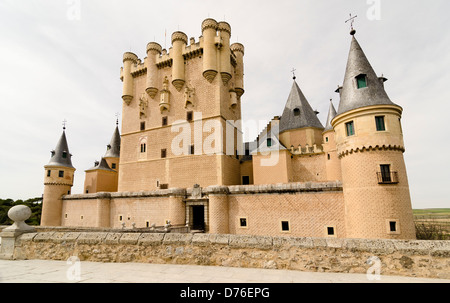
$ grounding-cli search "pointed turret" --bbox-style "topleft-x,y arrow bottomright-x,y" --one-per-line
332,31 -> 416,240
337,35 -> 397,115
41,125 -> 76,227
104,125 -> 121,159
324,100 -> 337,132
47,129 -> 74,169
279,80 -> 324,133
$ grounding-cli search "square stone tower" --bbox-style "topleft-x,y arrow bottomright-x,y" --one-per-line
118,19 -> 245,192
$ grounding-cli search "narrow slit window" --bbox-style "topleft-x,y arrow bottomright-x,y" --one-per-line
267,138 -> 272,147
161,149 -> 167,158
140,122 -> 146,131
47,170 -> 51,177
162,116 -> 168,126
140,144 -> 147,153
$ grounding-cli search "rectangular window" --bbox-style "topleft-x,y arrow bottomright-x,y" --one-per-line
187,111 -> 193,122
140,144 -> 146,153
239,218 -> 247,228
189,145 -> 195,155
327,154 -> 331,160
160,184 -> 169,190
242,176 -> 250,185
112,163 -> 117,169
375,116 -> 386,131
327,227 -> 335,236
389,221 -> 397,232
356,74 -> 367,89
281,221 -> 290,232
59,171 -> 64,178
346,121 -> 355,136
47,170 -> 51,177
267,138 -> 272,147
161,149 -> 167,158
140,122 -> 146,131
326,137 -> 329,143
162,116 -> 168,126
380,164 -> 392,183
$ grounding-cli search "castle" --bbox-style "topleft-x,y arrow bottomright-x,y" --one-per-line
40,18 -> 416,240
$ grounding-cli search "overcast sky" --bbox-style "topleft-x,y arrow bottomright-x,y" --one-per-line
0,0 -> 449,209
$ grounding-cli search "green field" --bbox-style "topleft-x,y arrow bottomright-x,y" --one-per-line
413,208 -> 450,240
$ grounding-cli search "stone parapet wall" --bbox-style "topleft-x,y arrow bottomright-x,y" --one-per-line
11,231 -> 450,279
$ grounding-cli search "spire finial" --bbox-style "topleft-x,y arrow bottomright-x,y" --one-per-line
345,13 -> 358,35
115,112 -> 120,126
62,119 -> 67,130
291,68 -> 297,80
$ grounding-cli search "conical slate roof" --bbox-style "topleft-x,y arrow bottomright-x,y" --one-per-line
324,100 -> 337,132
279,80 -> 324,133
337,35 -> 397,115
104,125 -> 121,158
86,158 -> 115,172
47,130 -> 74,169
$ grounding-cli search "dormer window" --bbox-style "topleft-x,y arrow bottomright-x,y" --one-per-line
356,74 -> 367,89
62,151 -> 68,159
267,138 -> 272,147
293,108 -> 300,117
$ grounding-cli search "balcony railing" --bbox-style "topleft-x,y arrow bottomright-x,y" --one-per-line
377,172 -> 399,184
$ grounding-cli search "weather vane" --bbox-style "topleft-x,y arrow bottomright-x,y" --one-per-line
115,112 -> 120,126
291,68 -> 297,80
345,13 -> 358,35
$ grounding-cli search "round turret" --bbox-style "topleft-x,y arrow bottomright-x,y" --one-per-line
231,43 -> 245,98
171,31 -> 188,91
202,18 -> 219,83
145,42 -> 162,99
122,52 -> 138,105
218,22 -> 232,85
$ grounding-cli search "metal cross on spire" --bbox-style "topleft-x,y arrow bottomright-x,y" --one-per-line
291,68 -> 297,80
115,112 -> 120,126
345,13 -> 358,35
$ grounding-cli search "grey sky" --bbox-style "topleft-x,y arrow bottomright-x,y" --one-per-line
0,0 -> 449,209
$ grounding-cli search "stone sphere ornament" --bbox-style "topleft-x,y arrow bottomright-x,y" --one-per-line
5,205 -> 36,233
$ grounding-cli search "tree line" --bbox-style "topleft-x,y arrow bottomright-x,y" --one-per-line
0,197 -> 42,226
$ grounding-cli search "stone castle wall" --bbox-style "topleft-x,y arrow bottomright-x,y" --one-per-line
11,231 -> 450,279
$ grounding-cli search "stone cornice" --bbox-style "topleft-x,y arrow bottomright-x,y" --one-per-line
338,144 -> 406,159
